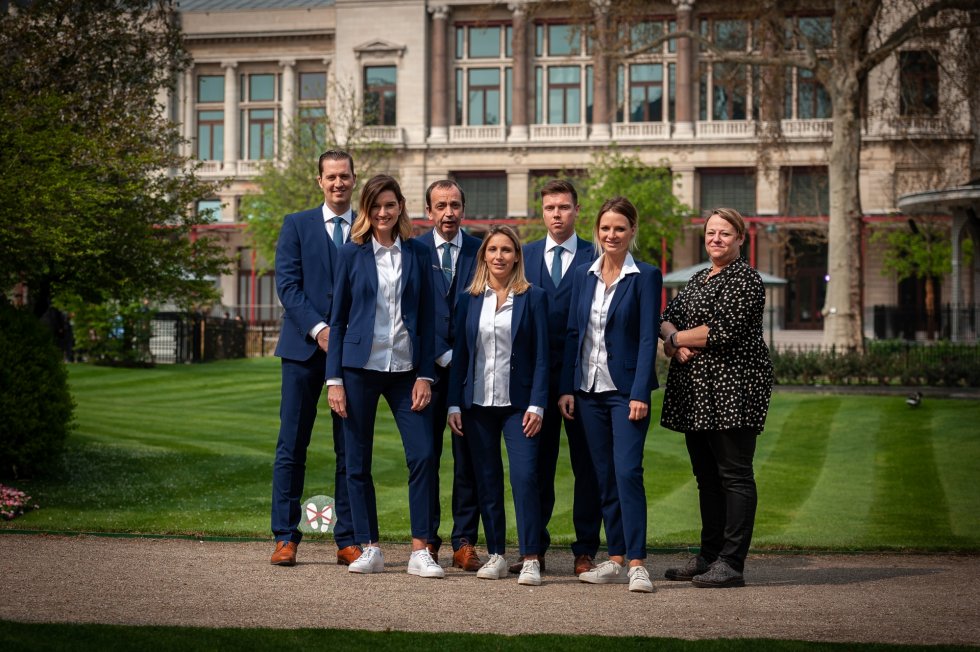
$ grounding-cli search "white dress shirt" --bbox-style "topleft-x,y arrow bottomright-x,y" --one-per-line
364,236 -> 413,373
449,288 -> 543,417
310,204 -> 353,340
579,253 -> 640,393
544,233 -> 579,280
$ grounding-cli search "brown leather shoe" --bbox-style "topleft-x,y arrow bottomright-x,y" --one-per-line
270,541 -> 297,566
336,545 -> 362,566
426,543 -> 439,563
452,543 -> 482,571
508,554 -> 545,574
574,554 -> 596,576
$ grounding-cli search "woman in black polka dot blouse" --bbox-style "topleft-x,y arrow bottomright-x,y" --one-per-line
659,207 -> 773,589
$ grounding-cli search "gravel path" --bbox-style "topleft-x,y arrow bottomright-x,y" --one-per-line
1,534 -> 978,646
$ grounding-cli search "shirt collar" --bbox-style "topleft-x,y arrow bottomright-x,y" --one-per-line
372,235 -> 402,254
545,233 -> 577,255
322,204 -> 353,224
588,252 -> 640,279
432,229 -> 462,249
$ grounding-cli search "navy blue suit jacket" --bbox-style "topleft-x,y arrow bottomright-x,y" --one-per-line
560,261 -> 663,403
523,236 -> 596,383
415,229 -> 481,360
326,237 -> 435,381
447,286 -> 550,411
274,206 -> 346,361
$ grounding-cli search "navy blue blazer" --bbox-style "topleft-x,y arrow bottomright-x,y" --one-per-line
415,229 -> 481,360
447,286 -> 550,412
326,237 -> 435,381
273,206 -> 346,362
560,260 -> 663,403
523,236 -> 596,369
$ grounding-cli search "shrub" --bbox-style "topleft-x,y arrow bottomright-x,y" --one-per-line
0,301 -> 75,478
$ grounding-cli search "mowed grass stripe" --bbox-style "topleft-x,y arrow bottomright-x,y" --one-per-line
754,396 -> 836,542
930,402 -> 980,540
774,398 -> 878,548
868,400 -> 954,548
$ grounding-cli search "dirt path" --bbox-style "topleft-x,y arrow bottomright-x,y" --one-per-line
1,534 -> 978,646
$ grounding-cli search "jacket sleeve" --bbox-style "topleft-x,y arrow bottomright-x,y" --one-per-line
630,266 -> 663,401
447,295 -> 470,409
529,289 -> 551,408
276,214 -> 328,338
415,244 -> 436,380
558,268 -> 583,396
326,245 -> 353,380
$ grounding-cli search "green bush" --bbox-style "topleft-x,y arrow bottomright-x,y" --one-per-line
65,299 -> 154,366
0,301 -> 75,478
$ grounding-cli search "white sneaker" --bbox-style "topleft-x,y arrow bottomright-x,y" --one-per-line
407,548 -> 445,579
578,560 -> 629,584
517,559 -> 541,586
348,545 -> 384,574
628,565 -> 654,593
476,554 -> 508,580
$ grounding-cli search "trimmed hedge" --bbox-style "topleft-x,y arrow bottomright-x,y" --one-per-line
0,301 -> 75,477
771,340 -> 980,386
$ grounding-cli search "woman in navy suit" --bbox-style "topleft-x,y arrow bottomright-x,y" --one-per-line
558,196 -> 662,593
326,174 -> 442,579
447,225 -> 550,586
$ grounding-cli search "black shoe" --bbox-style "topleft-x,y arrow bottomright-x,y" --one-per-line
664,555 -> 711,581
692,560 -> 745,588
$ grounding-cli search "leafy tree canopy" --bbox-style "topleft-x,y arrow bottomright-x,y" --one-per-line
0,0 -> 229,316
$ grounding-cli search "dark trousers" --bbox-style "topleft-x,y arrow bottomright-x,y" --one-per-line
342,368 -> 436,543
462,404 -> 542,556
272,352 -> 353,548
577,390 -> 650,560
536,391 -> 602,557
428,364 -> 481,551
685,429 -> 758,572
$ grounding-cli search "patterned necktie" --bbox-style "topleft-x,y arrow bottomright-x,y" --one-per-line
441,243 -> 454,285
331,217 -> 344,248
550,245 -> 564,287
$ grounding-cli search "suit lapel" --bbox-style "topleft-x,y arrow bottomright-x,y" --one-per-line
511,291 -> 527,343
313,210 -> 334,278
581,271 -> 599,327
359,242 -> 378,297
607,273 -> 634,326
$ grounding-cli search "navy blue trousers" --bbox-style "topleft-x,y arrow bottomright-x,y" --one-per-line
577,390 -> 650,560
536,389 -> 602,557
461,404 -> 542,556
341,368 -> 436,543
429,364 -> 481,551
272,352 -> 354,548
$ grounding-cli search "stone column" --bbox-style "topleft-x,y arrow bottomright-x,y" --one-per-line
280,59 -> 297,158
222,61 -> 239,172
181,68 -> 194,158
590,0 -> 610,140
508,2 -> 528,142
429,5 -> 450,143
673,0 -> 695,138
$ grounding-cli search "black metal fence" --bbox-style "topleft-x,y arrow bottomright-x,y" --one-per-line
873,304 -> 980,342
150,313 -> 247,364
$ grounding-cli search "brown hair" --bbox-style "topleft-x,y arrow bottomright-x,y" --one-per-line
317,149 -> 354,177
539,179 -> 578,205
593,196 -> 639,254
467,225 -> 531,296
350,175 -> 412,244
425,179 -> 466,209
704,207 -> 746,240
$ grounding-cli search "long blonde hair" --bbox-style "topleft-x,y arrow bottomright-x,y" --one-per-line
467,225 -> 531,296
350,174 -> 412,244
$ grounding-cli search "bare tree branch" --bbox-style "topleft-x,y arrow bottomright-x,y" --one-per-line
861,0 -> 979,74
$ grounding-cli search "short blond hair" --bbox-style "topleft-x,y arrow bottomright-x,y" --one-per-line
704,207 -> 746,239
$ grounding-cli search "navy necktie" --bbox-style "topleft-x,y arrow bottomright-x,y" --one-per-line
550,245 -> 564,287
441,243 -> 454,285
331,217 -> 344,248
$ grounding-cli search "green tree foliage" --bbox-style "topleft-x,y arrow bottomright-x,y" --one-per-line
241,86 -> 394,272
0,301 -> 74,478
0,0 -> 229,317
576,149 -> 690,266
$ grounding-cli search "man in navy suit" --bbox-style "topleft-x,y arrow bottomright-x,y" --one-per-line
415,179 -> 483,571
516,179 -> 602,576
269,150 -> 361,567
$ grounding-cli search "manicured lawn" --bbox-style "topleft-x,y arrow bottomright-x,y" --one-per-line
3,358 -> 978,551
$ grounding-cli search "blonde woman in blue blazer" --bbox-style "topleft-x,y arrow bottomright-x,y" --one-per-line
558,196 -> 663,593
447,225 -> 550,586
326,174 -> 442,579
